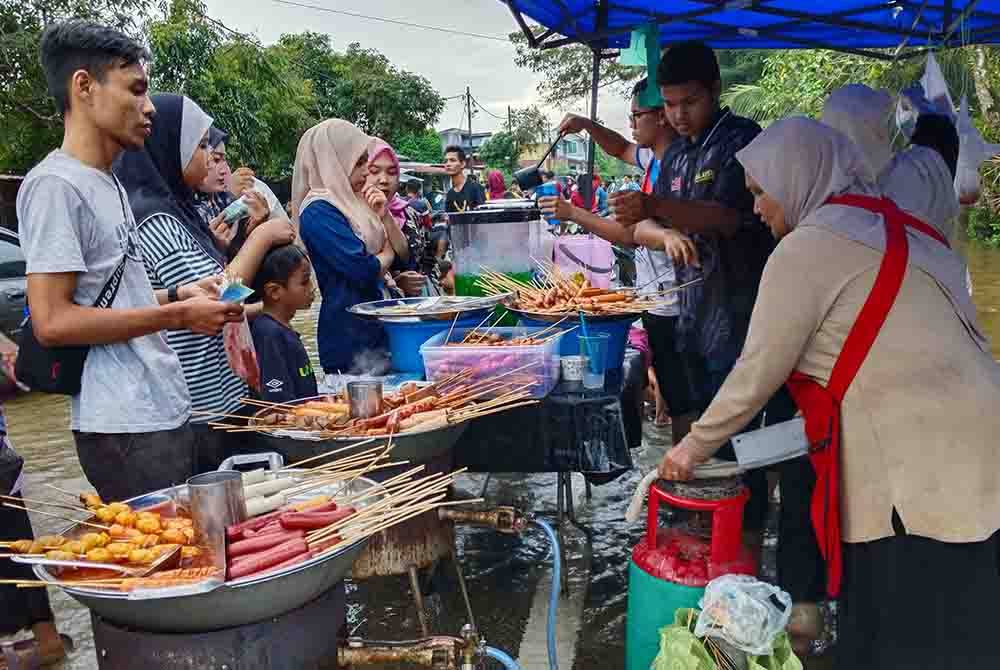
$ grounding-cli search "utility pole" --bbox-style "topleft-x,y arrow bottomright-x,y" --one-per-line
466,86 -> 473,155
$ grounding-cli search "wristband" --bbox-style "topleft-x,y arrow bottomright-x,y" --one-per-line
167,284 -> 180,303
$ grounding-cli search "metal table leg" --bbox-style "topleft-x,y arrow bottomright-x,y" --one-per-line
478,473 -> 492,499
452,547 -> 476,630
563,473 -> 593,539
407,565 -> 430,638
556,473 -> 569,595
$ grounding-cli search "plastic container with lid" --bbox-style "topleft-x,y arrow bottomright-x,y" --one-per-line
420,326 -> 563,399
449,200 -> 552,297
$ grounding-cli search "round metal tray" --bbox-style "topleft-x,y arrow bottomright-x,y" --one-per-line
248,395 -> 468,465
34,477 -> 381,633
348,294 -> 511,322
504,304 -> 641,324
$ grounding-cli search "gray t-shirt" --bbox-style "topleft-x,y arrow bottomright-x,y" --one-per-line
16,150 -> 190,433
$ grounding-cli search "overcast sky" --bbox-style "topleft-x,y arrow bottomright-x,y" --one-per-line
202,0 -> 633,137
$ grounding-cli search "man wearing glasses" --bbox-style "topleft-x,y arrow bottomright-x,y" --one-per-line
546,78 -> 697,443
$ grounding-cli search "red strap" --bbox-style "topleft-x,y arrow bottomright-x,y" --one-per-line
824,195 -> 913,400
826,194 -> 950,248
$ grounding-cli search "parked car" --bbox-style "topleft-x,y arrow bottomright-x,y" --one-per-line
0,228 -> 26,337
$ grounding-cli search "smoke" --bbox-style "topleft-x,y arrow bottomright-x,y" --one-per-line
348,348 -> 391,377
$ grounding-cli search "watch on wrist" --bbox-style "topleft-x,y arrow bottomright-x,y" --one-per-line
167,284 -> 180,303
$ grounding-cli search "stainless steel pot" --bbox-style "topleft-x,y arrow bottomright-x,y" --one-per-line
34,477 -> 381,633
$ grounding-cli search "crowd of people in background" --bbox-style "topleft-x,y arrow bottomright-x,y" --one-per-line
3,17 -> 1000,670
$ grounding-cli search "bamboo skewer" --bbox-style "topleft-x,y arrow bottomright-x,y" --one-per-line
239,397 -> 300,410
43,484 -> 84,502
0,495 -> 85,513
282,439 -> 382,472
1,503 -> 109,531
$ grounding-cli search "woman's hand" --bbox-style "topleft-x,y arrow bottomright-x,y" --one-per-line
243,191 -> 270,232
657,438 -> 707,481
539,195 -> 574,221
395,271 -> 426,297
363,184 -> 387,217
208,214 -> 236,250
251,218 -> 296,247
230,167 -> 256,197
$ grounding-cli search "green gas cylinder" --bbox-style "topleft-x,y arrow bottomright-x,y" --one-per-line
624,483 -> 757,670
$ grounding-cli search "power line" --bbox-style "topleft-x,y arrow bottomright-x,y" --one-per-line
470,94 -> 505,121
268,0 -> 513,43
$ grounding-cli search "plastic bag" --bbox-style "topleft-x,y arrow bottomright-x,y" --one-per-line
895,53 -> 956,141
695,575 -> 793,656
223,316 -> 259,393
652,609 -> 802,670
954,95 -> 1000,206
219,273 -> 259,393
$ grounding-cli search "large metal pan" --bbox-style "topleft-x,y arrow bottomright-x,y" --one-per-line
347,294 -> 511,322
503,303 -> 642,324
33,477 -> 381,633
248,396 -> 468,466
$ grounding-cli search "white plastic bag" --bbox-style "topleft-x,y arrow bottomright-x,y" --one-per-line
896,53 -> 956,140
954,95 -> 1000,205
694,575 -> 793,656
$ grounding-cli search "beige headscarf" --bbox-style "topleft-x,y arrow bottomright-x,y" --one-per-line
737,116 -> 989,353
821,84 -> 894,181
291,119 -> 386,253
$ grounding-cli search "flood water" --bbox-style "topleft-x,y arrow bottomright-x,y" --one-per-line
6,237 -> 1000,669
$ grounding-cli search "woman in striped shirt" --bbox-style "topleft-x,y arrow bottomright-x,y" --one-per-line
117,93 -> 295,472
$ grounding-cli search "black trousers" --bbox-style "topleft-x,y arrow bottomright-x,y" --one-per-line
641,313 -> 695,417
74,423 -> 197,501
838,524 -> 1000,669
0,499 -> 54,635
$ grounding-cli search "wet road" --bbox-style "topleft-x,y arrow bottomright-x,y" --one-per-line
6,237 -> 1000,669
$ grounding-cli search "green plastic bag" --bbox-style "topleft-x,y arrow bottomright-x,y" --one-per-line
651,609 -> 803,670
617,22 -> 663,109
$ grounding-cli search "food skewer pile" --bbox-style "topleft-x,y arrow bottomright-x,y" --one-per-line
215,366 -> 539,438
475,259 -> 698,316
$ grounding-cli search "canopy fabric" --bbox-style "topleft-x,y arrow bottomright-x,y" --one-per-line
505,1 -> 1000,56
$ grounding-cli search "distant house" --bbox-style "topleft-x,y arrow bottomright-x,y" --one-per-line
437,128 -> 492,158
518,131 -> 589,174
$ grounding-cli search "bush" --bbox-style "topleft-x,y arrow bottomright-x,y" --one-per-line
967,206 -> 1000,246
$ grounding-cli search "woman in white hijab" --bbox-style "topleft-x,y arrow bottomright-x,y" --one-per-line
821,83 -> 894,180
658,117 -> 1000,668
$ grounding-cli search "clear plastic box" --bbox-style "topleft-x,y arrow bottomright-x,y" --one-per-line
420,326 -> 564,399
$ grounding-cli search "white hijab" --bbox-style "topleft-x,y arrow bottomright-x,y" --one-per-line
821,84 -> 894,181
737,117 -> 989,353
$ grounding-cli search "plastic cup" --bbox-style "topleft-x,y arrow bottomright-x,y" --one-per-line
535,181 -> 560,227
578,333 -> 610,389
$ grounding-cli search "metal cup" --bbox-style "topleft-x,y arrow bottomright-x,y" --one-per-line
348,380 -> 384,419
187,471 -> 247,573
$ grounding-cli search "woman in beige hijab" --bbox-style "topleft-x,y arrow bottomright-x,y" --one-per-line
659,117 -> 1000,668
292,119 -> 407,375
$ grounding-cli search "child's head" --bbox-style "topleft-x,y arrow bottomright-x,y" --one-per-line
252,244 -> 314,312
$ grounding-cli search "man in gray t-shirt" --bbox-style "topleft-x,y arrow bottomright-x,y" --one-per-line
16,21 -> 242,500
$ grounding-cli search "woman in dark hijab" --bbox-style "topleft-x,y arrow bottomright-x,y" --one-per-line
115,93 -> 294,471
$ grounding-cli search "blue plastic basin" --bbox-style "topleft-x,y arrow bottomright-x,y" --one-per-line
382,312 -> 490,376
518,314 -> 633,373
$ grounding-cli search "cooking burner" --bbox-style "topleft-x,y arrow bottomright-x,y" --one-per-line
90,582 -> 346,669
657,475 -> 745,501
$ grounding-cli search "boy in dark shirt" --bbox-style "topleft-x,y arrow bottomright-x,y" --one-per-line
250,245 -> 318,403
444,146 -> 485,214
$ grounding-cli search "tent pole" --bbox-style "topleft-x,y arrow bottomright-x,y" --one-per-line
583,0 -> 606,209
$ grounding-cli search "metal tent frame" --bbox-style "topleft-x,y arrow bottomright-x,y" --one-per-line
502,0 -> 1000,185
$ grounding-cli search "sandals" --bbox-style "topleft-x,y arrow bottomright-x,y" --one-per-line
0,634 -> 73,670
788,601 -> 837,658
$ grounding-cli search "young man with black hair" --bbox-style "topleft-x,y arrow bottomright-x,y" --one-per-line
612,41 -> 816,617
443,145 -> 484,214
16,20 -> 242,501
545,78 -> 698,439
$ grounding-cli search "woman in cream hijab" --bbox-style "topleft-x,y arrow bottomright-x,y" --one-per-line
658,117 -> 1000,668
292,119 -> 407,375
821,83 -> 894,180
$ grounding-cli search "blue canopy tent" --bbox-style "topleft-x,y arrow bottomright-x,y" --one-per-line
502,0 -> 1000,195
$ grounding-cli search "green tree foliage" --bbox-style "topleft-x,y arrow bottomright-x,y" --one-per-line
0,0 -> 155,172
1,0 -> 445,178
394,128 -> 444,163
595,145 -> 632,179
478,131 -> 517,173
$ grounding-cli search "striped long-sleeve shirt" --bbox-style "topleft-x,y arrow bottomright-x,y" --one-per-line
135,213 -> 246,421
